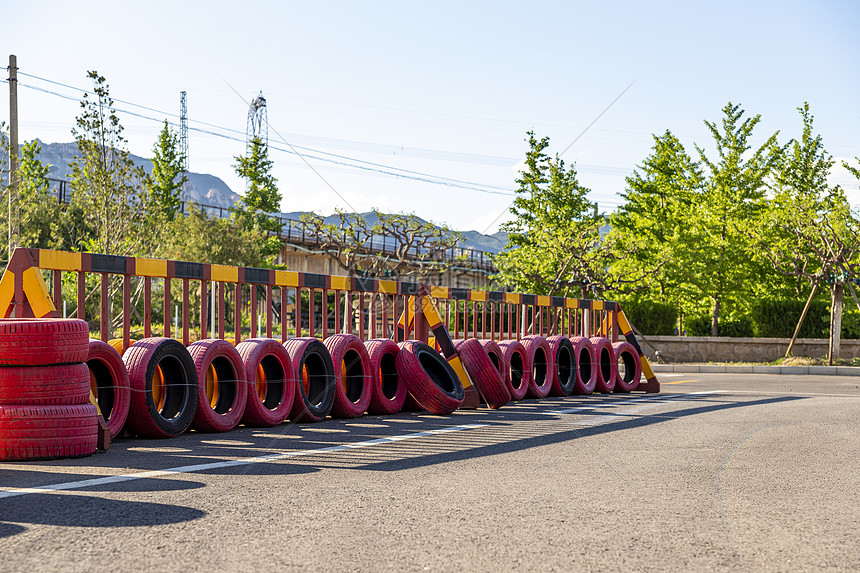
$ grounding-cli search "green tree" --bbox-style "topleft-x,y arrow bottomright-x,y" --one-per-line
16,139 -> 61,249
494,132 -> 648,298
232,135 -> 282,262
162,203 -> 268,267
610,130 -> 701,325
70,71 -> 151,256
754,103 -> 855,362
683,103 -> 781,335
148,120 -> 186,222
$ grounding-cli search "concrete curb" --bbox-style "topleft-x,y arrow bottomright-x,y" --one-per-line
650,364 -> 860,376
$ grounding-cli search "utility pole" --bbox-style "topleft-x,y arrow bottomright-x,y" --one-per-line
7,54 -> 18,258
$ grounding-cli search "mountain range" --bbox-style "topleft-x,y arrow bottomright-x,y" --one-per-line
33,141 -> 509,254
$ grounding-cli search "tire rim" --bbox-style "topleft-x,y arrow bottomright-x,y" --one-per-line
152,365 -> 166,411
206,364 -> 220,409
256,363 -> 266,402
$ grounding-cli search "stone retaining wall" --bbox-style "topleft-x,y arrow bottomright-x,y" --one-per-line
639,335 -> 860,364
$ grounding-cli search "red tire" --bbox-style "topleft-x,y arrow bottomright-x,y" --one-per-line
0,404 -> 97,461
478,339 -> 505,376
497,340 -> 530,401
521,336 -> 555,399
396,340 -> 464,415
325,334 -> 372,418
570,336 -> 597,394
590,337 -> 617,393
0,318 -> 89,366
612,341 -> 642,393
546,335 -> 576,396
236,338 -> 294,427
188,339 -> 248,432
123,337 -> 198,438
365,338 -> 406,415
86,339 -> 131,438
456,338 -> 510,409
0,363 -> 90,405
284,337 -> 336,423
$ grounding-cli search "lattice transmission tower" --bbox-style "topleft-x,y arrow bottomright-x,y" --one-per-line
179,91 -> 189,203
246,91 -> 268,155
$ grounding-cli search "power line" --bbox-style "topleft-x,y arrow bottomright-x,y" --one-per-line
4,74 -> 518,197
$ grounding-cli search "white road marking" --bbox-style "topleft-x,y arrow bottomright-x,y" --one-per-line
0,423 -> 489,500
544,391 -> 724,415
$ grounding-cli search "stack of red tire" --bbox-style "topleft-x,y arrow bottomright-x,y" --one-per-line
0,319 -> 99,461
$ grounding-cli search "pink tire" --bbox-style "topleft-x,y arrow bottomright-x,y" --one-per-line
497,340 -> 530,401
365,338 -> 406,415
570,336 -> 597,394
612,341 -> 642,393
478,339 -> 505,377
325,334 -> 372,418
236,338 -> 294,427
86,339 -> 131,438
188,339 -> 248,432
521,336 -> 555,399
456,338 -> 510,409
590,337 -> 617,393
396,340 -> 464,415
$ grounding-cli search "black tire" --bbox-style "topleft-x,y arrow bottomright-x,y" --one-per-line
284,338 -> 336,423
396,340 -> 464,415
123,337 -> 198,438
546,335 -> 576,396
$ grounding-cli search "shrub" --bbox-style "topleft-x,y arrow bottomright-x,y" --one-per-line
685,313 -> 754,337
750,299 -> 829,338
616,299 -> 677,335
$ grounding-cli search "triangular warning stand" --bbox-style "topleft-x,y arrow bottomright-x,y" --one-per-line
615,308 -> 660,393
0,248 -> 58,318
396,293 -> 481,409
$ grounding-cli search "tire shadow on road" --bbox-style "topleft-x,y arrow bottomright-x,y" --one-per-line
352,395 -> 807,472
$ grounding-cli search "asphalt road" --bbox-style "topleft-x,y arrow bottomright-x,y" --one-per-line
1,373 -> 859,572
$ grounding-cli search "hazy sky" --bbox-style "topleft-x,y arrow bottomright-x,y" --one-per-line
3,1 -> 859,234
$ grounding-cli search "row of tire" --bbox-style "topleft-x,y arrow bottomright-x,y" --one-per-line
0,318 -> 642,461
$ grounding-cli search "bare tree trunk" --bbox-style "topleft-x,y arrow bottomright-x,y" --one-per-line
711,298 -> 720,337
828,283 -> 843,365
786,282 -> 818,358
